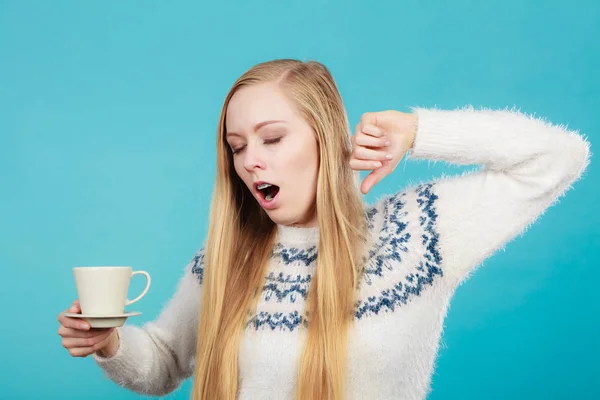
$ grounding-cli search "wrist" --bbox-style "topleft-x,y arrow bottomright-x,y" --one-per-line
96,330 -> 120,358
407,113 -> 418,149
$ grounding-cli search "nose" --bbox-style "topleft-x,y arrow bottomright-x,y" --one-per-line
243,145 -> 267,173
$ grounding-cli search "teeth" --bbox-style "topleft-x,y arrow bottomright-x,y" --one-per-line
265,193 -> 273,201
257,183 -> 272,190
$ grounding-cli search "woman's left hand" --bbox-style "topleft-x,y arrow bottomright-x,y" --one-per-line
350,110 -> 418,194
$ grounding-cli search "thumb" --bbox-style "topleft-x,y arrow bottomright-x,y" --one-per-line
361,163 -> 392,194
69,299 -> 81,313
358,112 -> 379,132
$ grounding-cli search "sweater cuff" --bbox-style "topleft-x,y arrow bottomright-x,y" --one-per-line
408,106 -> 478,163
91,326 -> 133,374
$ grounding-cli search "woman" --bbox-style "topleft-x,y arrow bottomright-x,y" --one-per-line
57,59 -> 590,400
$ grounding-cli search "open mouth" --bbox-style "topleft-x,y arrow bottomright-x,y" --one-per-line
255,182 -> 280,202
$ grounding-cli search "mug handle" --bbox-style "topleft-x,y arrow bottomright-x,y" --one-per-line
126,271 -> 151,306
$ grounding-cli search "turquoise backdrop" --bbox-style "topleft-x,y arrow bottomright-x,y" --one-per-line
1,0 -> 598,399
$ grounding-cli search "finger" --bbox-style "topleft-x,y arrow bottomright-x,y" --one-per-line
359,112 -> 378,128
361,164 -> 394,194
353,146 -> 393,162
67,330 -> 116,358
349,158 -> 383,171
354,132 -> 390,148
58,325 -> 111,339
62,328 -> 114,349
58,313 -> 90,331
360,124 -> 385,138
365,141 -> 412,194
68,347 -> 94,358
354,113 -> 382,140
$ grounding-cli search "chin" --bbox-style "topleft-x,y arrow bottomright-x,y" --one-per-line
262,208 -> 293,226
264,211 -> 291,226
268,211 -> 316,228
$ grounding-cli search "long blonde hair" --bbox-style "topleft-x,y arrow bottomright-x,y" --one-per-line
192,59 -> 369,400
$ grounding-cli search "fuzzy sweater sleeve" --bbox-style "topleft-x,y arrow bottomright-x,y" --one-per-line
91,248 -> 205,396
408,106 -> 591,283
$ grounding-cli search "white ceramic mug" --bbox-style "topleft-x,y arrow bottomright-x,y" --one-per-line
73,266 -> 151,316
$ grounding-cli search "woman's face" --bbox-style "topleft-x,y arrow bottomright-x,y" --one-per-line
225,82 -> 319,228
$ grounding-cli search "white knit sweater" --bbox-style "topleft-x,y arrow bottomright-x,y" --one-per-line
93,106 -> 591,399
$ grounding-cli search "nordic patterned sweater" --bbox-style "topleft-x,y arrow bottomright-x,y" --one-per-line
92,106 -> 591,400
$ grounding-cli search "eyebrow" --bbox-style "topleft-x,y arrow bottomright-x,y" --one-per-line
226,120 -> 286,138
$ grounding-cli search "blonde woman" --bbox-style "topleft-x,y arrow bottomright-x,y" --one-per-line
57,59 -> 590,400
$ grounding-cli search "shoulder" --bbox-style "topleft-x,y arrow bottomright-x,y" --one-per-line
188,246 -> 206,284
365,182 -> 440,240
356,182 -> 444,319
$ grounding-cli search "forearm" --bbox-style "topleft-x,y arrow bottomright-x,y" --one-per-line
409,105 -> 589,175
92,324 -> 186,396
408,106 -> 590,281
92,255 -> 204,396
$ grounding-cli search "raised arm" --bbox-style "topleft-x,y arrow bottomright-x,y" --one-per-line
352,106 -> 590,283
408,106 -> 590,282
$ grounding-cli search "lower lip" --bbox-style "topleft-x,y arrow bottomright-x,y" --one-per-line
257,190 -> 279,210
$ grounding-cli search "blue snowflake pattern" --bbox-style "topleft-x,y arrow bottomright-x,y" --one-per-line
246,310 -> 308,332
190,248 -> 205,284
271,243 -> 318,266
361,191 -> 411,285
191,183 -> 443,331
354,183 -> 443,320
262,272 -> 312,303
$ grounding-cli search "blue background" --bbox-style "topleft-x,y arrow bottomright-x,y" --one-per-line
1,0 -> 598,399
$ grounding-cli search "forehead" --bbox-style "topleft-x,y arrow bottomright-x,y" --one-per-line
226,82 -> 297,132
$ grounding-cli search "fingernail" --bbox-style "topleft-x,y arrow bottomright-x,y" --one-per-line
374,161 -> 382,168
384,141 -> 391,146
80,323 -> 89,330
385,154 -> 393,160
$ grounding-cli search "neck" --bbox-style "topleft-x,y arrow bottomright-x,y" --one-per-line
276,224 -> 319,247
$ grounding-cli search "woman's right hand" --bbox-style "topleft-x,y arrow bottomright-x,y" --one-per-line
57,300 -> 120,358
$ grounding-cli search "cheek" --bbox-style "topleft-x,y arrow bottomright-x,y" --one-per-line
232,158 -> 242,175
289,143 -> 319,188
302,140 -> 319,175
232,158 -> 249,185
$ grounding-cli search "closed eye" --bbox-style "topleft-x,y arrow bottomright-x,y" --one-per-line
231,146 -> 244,154
231,137 -> 282,155
264,137 -> 282,145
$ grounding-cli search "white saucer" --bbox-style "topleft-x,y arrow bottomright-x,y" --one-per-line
64,311 -> 141,328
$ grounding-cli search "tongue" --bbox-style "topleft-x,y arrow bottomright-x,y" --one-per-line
265,185 -> 279,201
